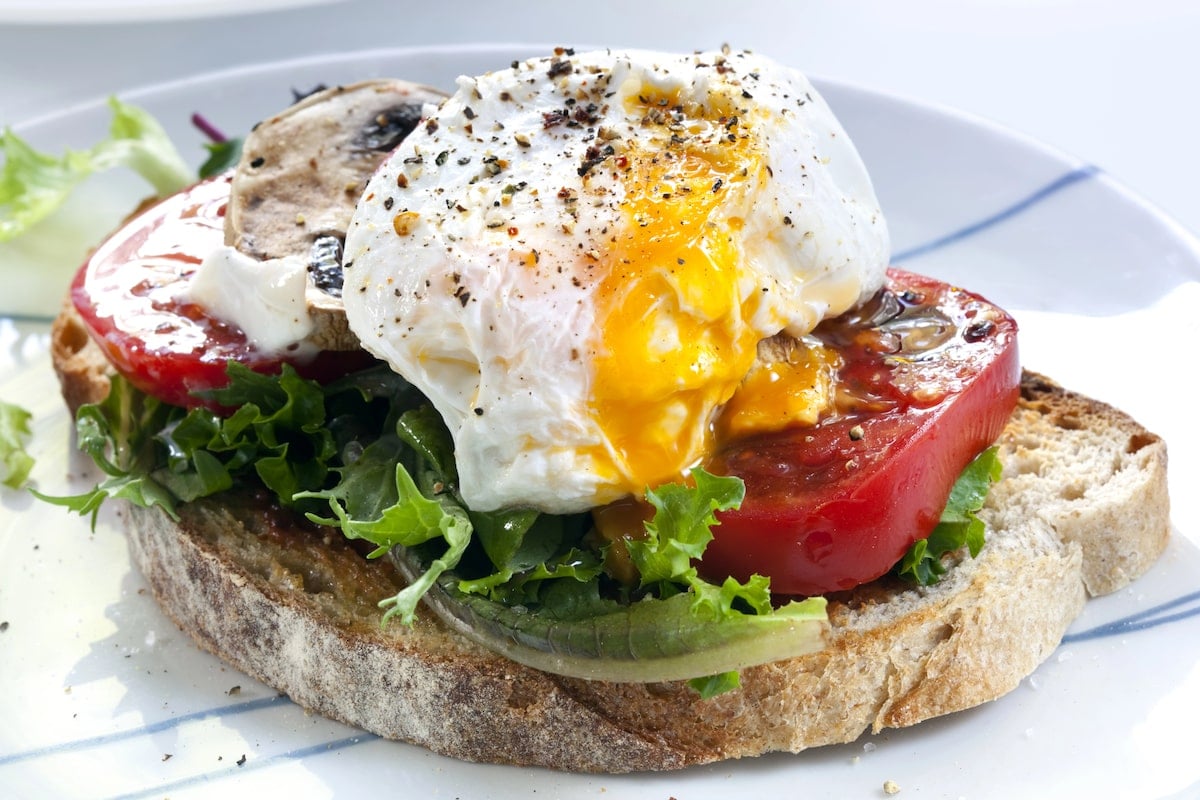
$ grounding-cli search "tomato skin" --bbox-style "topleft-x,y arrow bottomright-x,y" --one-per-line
70,174 -> 369,409
703,270 -> 1020,596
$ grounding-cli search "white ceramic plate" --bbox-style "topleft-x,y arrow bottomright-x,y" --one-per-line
3,45 -> 1199,800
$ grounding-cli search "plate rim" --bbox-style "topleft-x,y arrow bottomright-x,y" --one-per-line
11,42 -> 1200,263
3,42 -> 1200,799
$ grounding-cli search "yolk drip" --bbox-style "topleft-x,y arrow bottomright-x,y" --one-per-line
715,338 -> 841,443
587,91 -> 767,494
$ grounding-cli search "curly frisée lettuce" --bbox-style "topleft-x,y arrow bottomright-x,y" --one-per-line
43,362 -> 828,690
45,362 -> 1002,691
36,362 -> 348,523
1,97 -> 191,242
297,394 -> 830,688
35,375 -> 179,520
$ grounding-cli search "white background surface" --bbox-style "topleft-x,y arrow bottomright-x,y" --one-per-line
3,6 -> 1200,800
2,0 -> 1198,239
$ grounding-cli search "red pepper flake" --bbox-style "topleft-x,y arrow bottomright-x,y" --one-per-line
507,226 -> 519,236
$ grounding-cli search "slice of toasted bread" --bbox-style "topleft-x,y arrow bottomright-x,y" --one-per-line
50,302 -> 1170,772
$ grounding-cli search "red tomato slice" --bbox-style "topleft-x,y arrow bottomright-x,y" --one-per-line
71,174 -> 367,409
703,269 -> 1020,596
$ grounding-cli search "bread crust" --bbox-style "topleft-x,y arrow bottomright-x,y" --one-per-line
52,303 -> 1170,772
50,295 -> 111,414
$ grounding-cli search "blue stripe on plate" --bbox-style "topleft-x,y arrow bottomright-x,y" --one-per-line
892,165 -> 1100,264
107,733 -> 379,800
1062,588 -> 1200,644
0,694 -> 288,767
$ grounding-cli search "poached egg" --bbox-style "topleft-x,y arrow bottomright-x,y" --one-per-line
342,48 -> 890,513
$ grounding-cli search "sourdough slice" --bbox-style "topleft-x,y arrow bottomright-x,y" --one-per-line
52,307 -> 1170,772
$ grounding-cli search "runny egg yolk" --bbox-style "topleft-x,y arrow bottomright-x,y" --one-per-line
586,89 -> 767,493
342,49 -> 892,516
716,338 -> 842,443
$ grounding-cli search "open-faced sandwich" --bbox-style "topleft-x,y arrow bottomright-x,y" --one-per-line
40,47 -> 1169,772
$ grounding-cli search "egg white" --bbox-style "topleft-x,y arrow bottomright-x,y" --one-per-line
342,48 -> 890,513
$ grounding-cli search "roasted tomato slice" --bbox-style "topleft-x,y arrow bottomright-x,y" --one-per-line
70,174 -> 366,409
703,269 -> 1020,596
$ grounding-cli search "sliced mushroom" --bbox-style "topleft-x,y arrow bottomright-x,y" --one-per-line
225,79 -> 448,351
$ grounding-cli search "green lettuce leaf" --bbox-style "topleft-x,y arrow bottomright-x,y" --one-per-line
393,403 -> 578,582
40,362 -> 388,524
625,468 -> 782,622
893,446 -> 1002,585
45,364 -> 825,694
688,670 -> 741,699
392,541 -> 828,685
0,400 -> 35,488
455,544 -> 604,603
193,362 -> 338,504
1,96 -> 191,242
628,469 -> 745,587
198,138 -> 243,179
300,432 -> 475,624
34,373 -> 179,525
395,467 -> 825,691
299,402 -> 591,624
